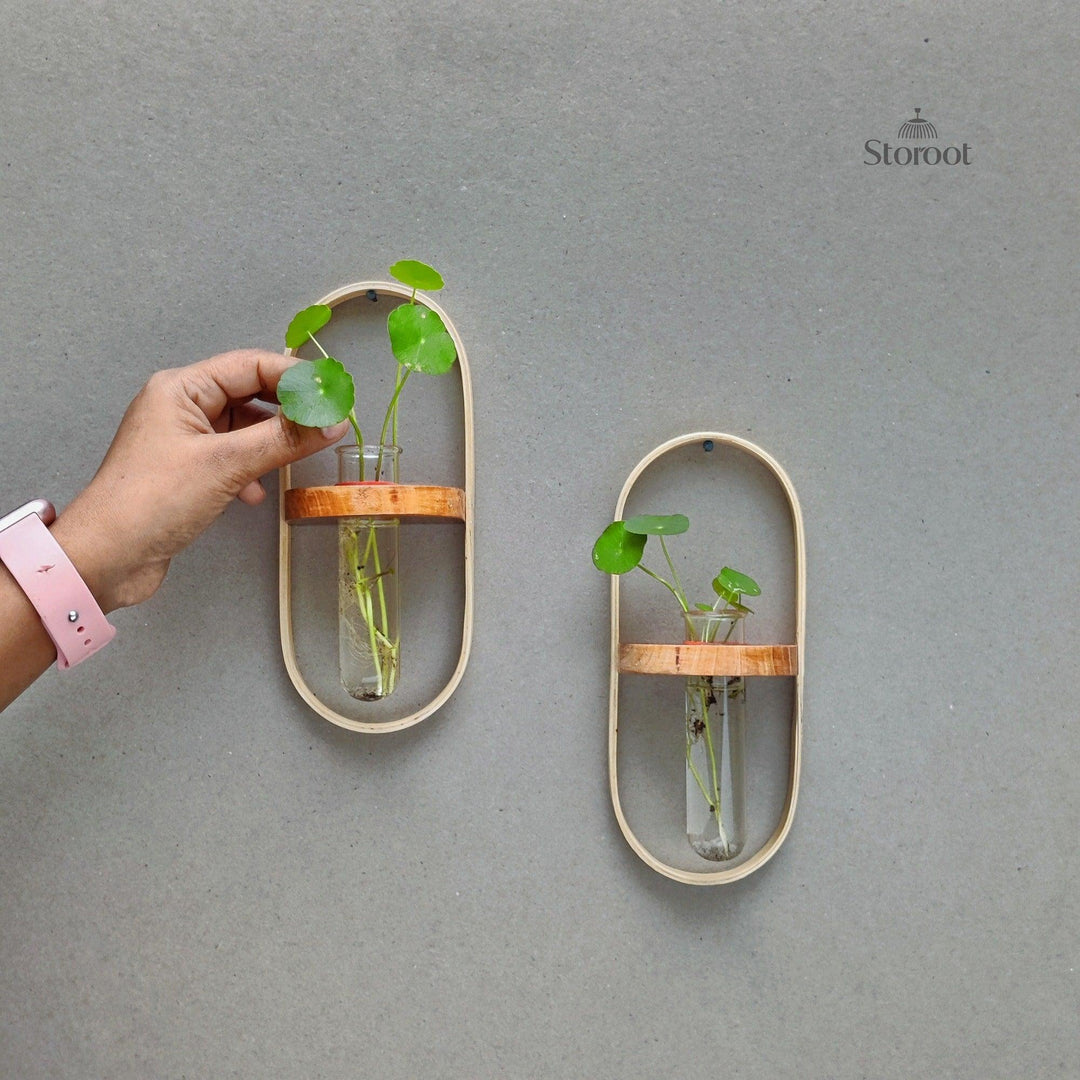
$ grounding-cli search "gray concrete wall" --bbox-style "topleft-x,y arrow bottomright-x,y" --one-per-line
2,2 -> 1076,1076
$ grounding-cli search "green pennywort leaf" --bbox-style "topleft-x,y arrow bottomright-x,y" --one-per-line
389,260 -> 444,291
277,357 -> 354,428
712,566 -> 761,606
387,303 -> 457,375
623,513 -> 690,536
592,521 -> 646,575
285,304 -> 333,350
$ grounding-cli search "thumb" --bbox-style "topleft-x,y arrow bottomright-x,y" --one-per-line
219,413 -> 350,481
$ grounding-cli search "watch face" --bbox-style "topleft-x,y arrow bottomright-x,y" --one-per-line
0,499 -> 55,533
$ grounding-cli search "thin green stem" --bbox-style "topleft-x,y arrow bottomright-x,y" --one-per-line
685,738 -> 714,809
353,570 -> 386,696
700,683 -> 722,815
713,591 -> 752,616
659,537 -> 688,610
366,523 -> 391,635
343,530 -> 359,580
638,564 -> 689,612
358,520 -> 396,674
391,363 -> 403,446
360,585 -> 382,696
342,518 -> 399,699
347,409 -> 363,456
379,368 -> 411,449
307,331 -> 330,359
346,526 -> 384,696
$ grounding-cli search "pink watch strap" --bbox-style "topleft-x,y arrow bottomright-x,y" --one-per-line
0,508 -> 116,669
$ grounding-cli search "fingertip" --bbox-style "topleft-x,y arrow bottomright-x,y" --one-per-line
320,420 -> 351,442
222,410 -> 348,476
237,479 -> 267,506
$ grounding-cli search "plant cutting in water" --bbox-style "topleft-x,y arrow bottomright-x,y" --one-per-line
277,261 -> 458,700
591,513 -> 759,620
592,513 -> 760,860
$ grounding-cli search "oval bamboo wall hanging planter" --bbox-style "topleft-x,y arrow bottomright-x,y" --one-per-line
607,432 -> 804,884
278,280 -> 474,733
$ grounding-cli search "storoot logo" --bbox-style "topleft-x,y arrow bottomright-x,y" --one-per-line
864,107 -> 972,166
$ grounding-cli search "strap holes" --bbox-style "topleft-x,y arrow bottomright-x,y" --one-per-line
76,626 -> 84,634
83,638 -> 92,646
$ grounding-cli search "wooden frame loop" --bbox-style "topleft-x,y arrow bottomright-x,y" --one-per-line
608,432 -> 805,884
278,281 -> 475,734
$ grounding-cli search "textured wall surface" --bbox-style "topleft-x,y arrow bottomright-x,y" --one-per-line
1,2 -> 1077,1077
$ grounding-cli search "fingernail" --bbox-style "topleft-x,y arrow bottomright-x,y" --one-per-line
321,421 -> 350,440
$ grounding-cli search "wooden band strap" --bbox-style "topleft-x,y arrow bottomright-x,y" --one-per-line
619,642 -> 798,677
283,484 -> 465,524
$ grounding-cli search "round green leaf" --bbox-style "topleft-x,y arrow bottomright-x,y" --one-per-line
286,304 -> 333,349
623,513 -> 690,536
277,358 -> 355,428
592,521 -> 646,575
389,260 -> 444,291
387,303 -> 457,374
712,566 -> 761,606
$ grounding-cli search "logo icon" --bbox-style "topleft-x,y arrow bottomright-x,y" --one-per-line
863,106 -> 970,166
898,108 -> 937,141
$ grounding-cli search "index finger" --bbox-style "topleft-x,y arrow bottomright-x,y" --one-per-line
175,349 -> 299,420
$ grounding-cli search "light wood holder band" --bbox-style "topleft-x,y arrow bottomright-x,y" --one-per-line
609,432 -> 805,885
278,281 -> 475,734
283,484 -> 465,524
619,643 -> 798,677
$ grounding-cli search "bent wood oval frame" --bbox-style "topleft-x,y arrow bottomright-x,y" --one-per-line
278,281 -> 475,734
608,432 -> 805,884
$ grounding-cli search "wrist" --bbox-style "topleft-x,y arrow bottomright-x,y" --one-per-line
52,494 -> 140,614
0,499 -> 119,672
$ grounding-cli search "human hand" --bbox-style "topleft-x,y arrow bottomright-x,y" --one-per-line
52,349 -> 349,612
